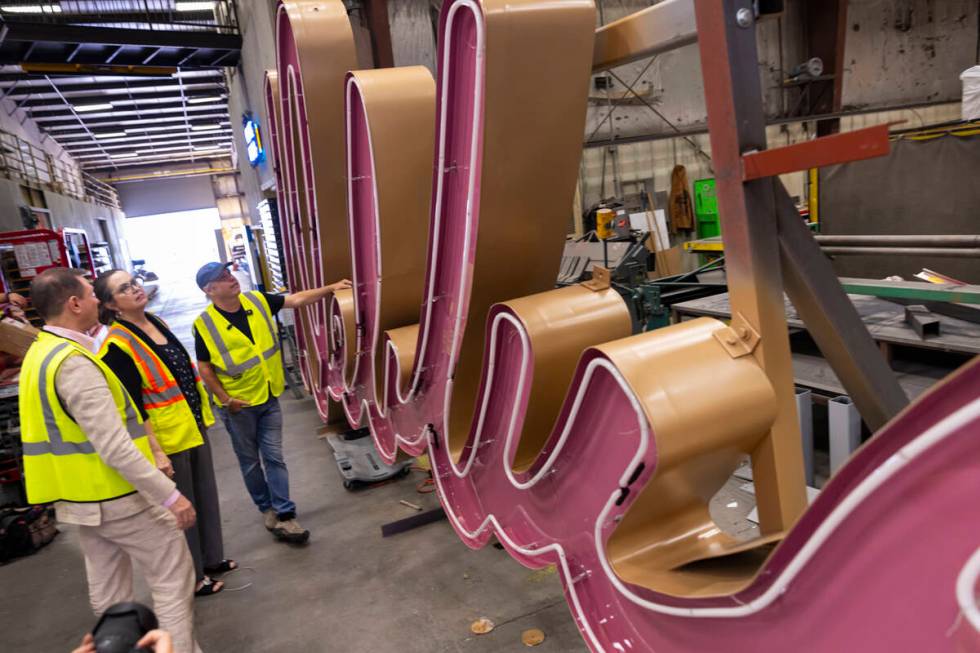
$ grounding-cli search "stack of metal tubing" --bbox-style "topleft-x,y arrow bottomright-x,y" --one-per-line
816,234 -> 980,258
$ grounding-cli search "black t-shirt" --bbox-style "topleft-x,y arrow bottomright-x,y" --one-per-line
194,292 -> 285,363
102,314 -> 203,423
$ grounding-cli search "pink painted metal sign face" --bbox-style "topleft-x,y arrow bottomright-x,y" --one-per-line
276,1 -> 357,423
275,9 -> 326,412
263,71 -> 309,388
273,1 -> 980,650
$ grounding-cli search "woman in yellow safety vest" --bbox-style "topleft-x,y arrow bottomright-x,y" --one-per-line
94,269 -> 236,597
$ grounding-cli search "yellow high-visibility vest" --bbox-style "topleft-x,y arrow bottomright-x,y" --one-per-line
101,320 -> 212,455
19,331 -> 153,504
193,292 -> 284,405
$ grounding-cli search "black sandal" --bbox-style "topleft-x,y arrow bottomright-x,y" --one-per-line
203,559 -> 238,575
195,576 -> 224,597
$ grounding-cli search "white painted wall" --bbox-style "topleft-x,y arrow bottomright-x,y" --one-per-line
226,0 -> 278,222
0,178 -> 29,232
42,190 -> 130,270
220,0 -> 975,238
0,84 -> 129,270
388,0 -> 437,74
116,175 -> 216,217
579,100 -> 964,217
575,0 -> 975,219
0,98 -> 76,166
842,0 -> 977,109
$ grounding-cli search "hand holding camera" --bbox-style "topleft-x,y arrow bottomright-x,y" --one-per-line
71,602 -> 172,653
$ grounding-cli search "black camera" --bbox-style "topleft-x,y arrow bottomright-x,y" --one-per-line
92,602 -> 158,653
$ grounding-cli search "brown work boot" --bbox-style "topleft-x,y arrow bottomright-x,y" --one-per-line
273,517 -> 310,544
263,509 -> 278,532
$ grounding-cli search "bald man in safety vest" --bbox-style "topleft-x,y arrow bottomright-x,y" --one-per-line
19,267 -> 201,653
193,261 -> 350,544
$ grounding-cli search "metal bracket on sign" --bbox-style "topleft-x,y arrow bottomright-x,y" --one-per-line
713,311 -> 761,358
582,266 -> 611,292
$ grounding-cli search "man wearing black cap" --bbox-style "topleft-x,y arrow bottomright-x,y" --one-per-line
192,262 -> 350,543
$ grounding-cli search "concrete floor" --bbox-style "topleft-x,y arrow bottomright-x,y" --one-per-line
0,281 -> 590,652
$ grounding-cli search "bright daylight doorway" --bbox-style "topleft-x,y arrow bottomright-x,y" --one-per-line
121,207 -> 222,349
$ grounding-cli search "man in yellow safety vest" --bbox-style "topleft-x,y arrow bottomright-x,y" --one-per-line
19,267 -> 201,653
192,261 -> 350,543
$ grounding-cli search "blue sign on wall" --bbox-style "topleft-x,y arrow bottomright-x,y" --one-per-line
243,113 -> 265,166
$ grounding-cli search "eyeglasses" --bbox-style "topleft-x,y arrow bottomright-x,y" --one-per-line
113,277 -> 144,295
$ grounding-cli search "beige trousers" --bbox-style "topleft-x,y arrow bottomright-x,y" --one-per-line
78,505 -> 201,653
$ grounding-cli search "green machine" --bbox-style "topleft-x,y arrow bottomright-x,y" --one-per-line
693,178 -> 721,266
693,178 -> 720,239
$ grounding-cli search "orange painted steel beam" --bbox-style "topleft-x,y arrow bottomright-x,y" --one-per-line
696,0 -> 807,534
742,123 -> 891,181
592,0 -> 696,72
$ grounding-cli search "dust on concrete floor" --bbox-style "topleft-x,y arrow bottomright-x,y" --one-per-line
0,283 -> 590,652
0,391 -> 590,652
0,282 -> 769,652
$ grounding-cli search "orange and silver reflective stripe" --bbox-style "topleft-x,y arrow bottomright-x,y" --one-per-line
108,328 -> 173,391
108,329 -> 166,388
108,328 -> 185,407
143,384 -> 186,410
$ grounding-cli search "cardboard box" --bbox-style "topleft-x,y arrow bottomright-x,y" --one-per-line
654,246 -> 683,277
0,318 -> 39,357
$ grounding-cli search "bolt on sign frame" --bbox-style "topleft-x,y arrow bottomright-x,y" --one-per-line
268,0 -> 980,650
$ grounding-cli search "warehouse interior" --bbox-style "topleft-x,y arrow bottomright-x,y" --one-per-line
0,1 -> 978,652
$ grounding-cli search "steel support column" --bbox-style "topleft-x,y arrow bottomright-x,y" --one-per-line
362,0 -> 395,69
775,182 -> 908,431
695,0 -> 807,534
804,0 -> 848,135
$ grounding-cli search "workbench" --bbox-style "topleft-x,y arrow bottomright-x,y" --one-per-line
672,291 -> 979,400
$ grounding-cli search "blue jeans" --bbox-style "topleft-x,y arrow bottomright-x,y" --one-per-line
217,396 -> 296,518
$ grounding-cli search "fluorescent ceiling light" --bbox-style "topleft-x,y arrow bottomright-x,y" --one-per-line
49,114 -> 229,131
139,149 -> 208,156
1,4 -> 62,13
95,132 -> 126,139
135,150 -> 222,161
191,125 -> 223,132
187,96 -> 225,105
139,144 -> 204,154
175,1 -> 214,10
110,152 -> 138,159
125,123 -> 228,135
38,104 -> 228,124
126,141 -> 229,156
74,103 -> 113,113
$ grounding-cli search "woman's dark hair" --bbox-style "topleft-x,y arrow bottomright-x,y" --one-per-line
94,268 -> 126,325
